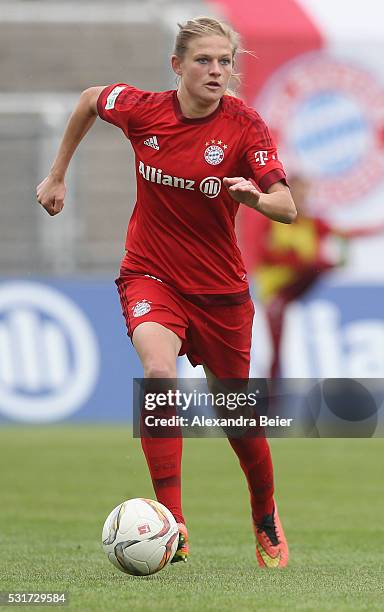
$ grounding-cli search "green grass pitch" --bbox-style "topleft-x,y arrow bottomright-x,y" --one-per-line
0,427 -> 383,611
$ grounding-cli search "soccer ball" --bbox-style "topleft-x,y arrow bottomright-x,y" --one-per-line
102,498 -> 179,576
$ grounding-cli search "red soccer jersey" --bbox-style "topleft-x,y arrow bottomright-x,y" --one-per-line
97,83 -> 287,295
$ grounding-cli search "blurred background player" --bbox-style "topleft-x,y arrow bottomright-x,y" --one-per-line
252,174 -> 383,378
36,17 -> 296,568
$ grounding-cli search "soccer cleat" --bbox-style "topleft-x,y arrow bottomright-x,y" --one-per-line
170,523 -> 189,563
254,505 -> 288,568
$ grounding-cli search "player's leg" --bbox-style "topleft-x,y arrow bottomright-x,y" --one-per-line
195,298 -> 275,524
266,270 -> 325,377
203,366 -> 275,521
133,324 -> 181,494
189,296 -> 287,567
116,274 -> 189,561
133,320 -> 181,378
204,365 -> 288,568
265,295 -> 286,378
133,322 -> 189,562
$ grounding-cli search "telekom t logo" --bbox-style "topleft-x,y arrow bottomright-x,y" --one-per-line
254,151 -> 268,166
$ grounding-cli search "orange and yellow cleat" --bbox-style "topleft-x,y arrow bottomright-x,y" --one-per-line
254,505 -> 289,568
171,523 -> 189,563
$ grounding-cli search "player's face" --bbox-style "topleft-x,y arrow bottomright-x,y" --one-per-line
173,35 -> 234,105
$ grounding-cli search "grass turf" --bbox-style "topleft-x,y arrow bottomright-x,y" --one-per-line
0,427 -> 383,611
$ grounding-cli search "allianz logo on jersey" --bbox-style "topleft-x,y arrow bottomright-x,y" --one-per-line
138,161 -> 221,199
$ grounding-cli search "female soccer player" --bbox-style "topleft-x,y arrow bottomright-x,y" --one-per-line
36,16 -> 296,568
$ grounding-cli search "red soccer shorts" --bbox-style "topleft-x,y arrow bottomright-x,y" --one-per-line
115,272 -> 254,379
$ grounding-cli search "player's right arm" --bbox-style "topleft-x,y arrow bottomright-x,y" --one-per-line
36,86 -> 105,216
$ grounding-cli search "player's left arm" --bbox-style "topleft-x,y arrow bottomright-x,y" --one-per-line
224,177 -> 297,224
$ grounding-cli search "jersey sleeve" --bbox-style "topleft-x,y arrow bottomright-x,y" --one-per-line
97,83 -> 144,138
244,120 -> 287,192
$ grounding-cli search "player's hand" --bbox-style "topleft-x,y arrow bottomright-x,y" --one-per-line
223,177 -> 261,208
36,175 -> 66,216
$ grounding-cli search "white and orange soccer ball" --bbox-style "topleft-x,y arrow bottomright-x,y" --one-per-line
102,498 -> 179,576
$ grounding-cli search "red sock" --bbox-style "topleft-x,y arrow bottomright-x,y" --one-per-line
141,435 -> 185,524
228,437 -> 274,524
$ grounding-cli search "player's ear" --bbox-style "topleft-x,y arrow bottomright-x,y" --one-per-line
171,55 -> 182,76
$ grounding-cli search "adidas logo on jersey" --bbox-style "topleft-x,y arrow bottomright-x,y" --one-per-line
144,136 -> 160,150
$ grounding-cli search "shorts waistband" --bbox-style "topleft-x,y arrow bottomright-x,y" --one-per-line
181,290 -> 250,306
118,269 -> 250,306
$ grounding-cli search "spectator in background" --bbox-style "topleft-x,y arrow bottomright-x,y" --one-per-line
252,174 -> 382,377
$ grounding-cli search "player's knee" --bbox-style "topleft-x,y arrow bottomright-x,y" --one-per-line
144,360 -> 176,379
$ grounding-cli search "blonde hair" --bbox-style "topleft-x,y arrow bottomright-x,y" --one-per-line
174,16 -> 243,94
174,16 -> 240,60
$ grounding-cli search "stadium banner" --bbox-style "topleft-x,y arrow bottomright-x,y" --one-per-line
252,278 -> 384,380
210,0 -> 384,277
0,279 -> 142,424
0,278 -> 383,423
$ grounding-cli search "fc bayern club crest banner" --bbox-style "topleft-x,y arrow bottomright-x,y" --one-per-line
208,0 -> 384,277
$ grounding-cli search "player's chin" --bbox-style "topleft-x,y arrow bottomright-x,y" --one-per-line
201,86 -> 223,100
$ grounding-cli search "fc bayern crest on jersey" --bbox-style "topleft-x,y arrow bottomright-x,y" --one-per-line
255,52 -> 384,212
132,300 -> 152,318
204,139 -> 228,165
